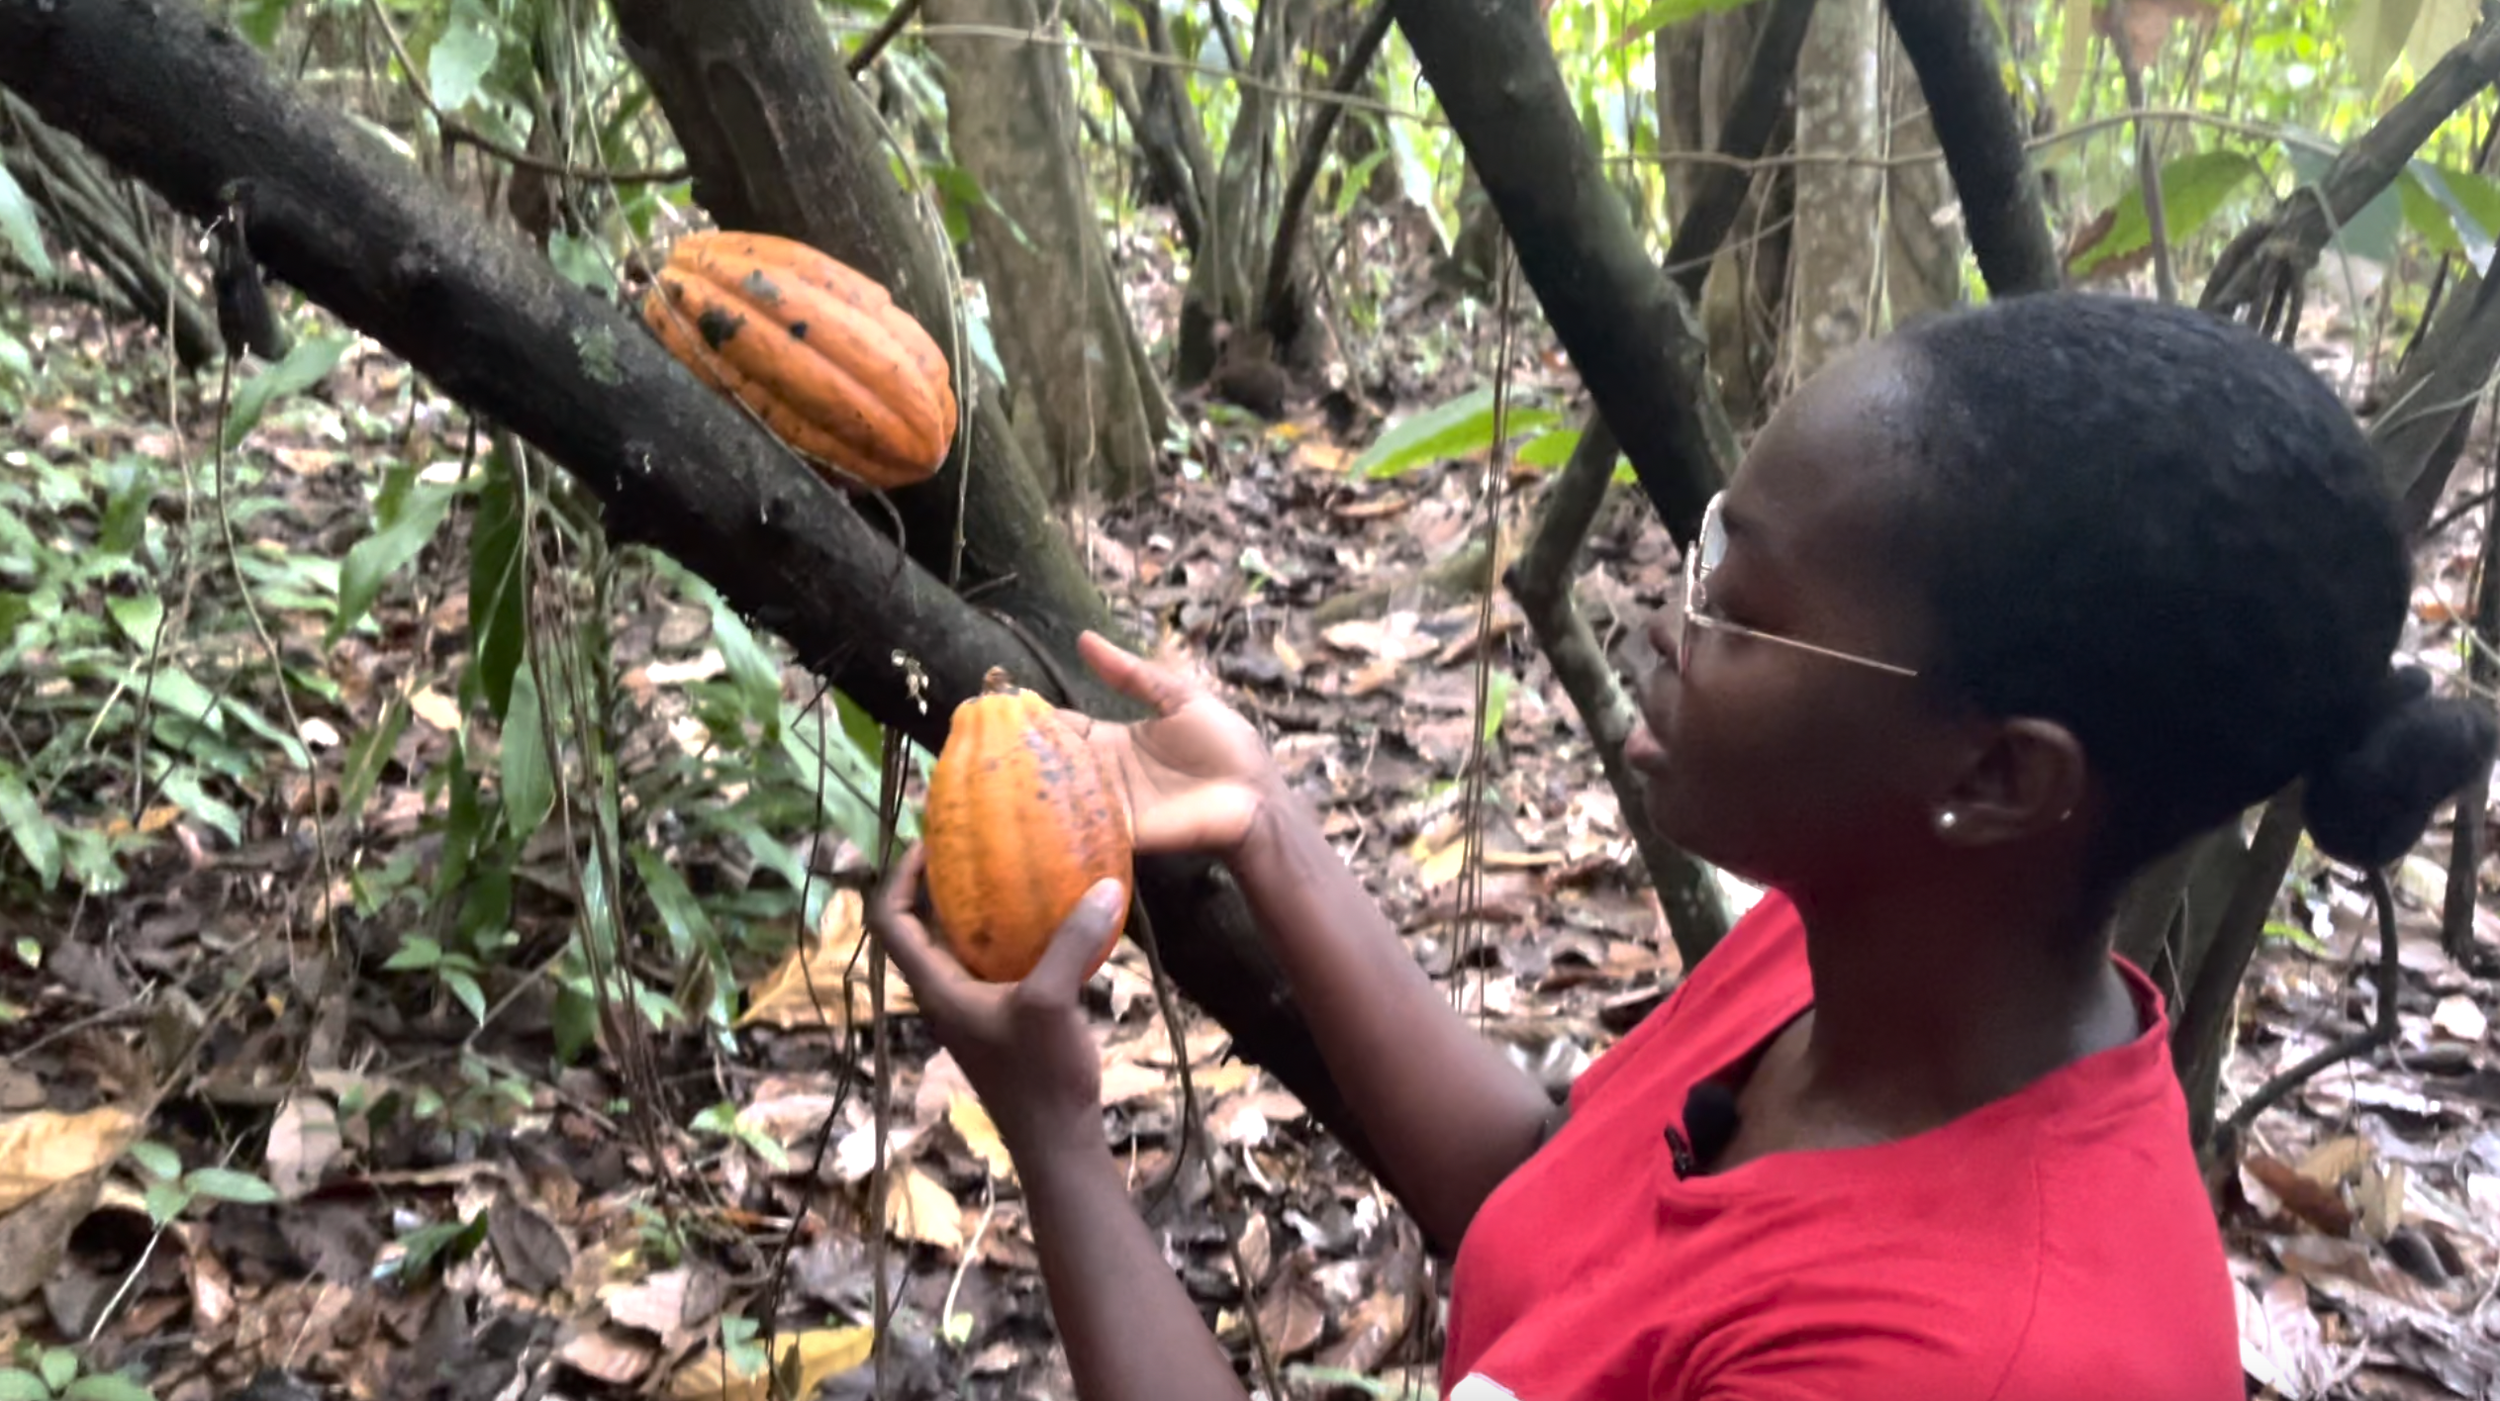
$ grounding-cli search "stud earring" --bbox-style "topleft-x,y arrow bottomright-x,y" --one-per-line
1934,810 -> 1960,835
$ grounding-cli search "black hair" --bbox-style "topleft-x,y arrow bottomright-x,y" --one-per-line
1882,291 -> 2494,878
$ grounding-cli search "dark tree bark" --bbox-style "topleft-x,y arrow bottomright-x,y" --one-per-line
2202,9 -> 2500,333
0,0 -> 1394,1202
1388,0 -> 1732,542
1881,0 -> 2062,297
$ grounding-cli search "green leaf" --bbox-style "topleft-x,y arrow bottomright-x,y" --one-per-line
222,332 -> 352,451
126,1140 -> 182,1181
0,164 -> 55,284
427,0 -> 502,112
338,698 -> 410,824
2069,150 -> 2264,275
467,447 -> 526,721
2283,140 -> 2403,264
331,469 -> 458,645
0,762 -> 61,889
160,769 -> 242,845
440,968 -> 488,1025
107,595 -> 164,651
62,1374 -> 157,1401
132,665 -> 222,735
384,936 -> 446,972
631,848 -> 716,963
0,1368 -> 52,1401
184,1167 -> 279,1204
1349,389 -> 1561,478
500,661 -> 554,842
35,1355 -> 72,1396
1624,0 -> 1765,45
553,986 -> 598,1064
547,230 -> 618,296
1515,428 -> 1582,470
2347,0 -> 2426,96
142,1179 -> 193,1226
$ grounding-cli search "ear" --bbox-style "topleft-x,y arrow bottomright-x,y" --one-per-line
1932,717 -> 2088,847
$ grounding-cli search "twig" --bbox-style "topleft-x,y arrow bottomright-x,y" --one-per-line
2106,1 -> 2178,304
2219,870 -> 2402,1142
846,0 -> 928,74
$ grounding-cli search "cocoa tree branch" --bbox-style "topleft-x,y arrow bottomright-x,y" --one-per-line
2202,8 -> 2500,330
1388,0 -> 1735,541
1258,0 -> 1392,335
1503,0 -> 1814,967
1882,0 -> 2062,296
0,0 -> 1391,1201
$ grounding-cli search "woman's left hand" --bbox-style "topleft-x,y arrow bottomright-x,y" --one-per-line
866,843 -> 1127,1154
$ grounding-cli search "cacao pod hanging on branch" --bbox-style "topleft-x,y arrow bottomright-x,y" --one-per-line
639,230 -> 959,491
921,669 -> 1134,983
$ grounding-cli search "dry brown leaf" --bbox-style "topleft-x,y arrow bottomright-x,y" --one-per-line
2236,1271 -> 2335,1401
265,1094 -> 343,1201
738,889 -> 916,1030
559,1327 -> 660,1385
885,1164 -> 966,1251
2243,1154 -> 2357,1237
2431,993 -> 2487,1042
0,1105 -> 141,1214
1100,1058 -> 1167,1105
1252,1271 -> 1328,1359
948,1094 -> 1015,1181
664,1326 -> 873,1401
2097,0 -> 2216,67
602,1266 -> 723,1351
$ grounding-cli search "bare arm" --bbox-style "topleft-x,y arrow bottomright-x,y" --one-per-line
1224,786 -> 1563,1254
1015,1116 -> 1248,1401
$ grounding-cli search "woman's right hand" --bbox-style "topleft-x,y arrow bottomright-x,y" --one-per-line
1057,631 -> 1281,858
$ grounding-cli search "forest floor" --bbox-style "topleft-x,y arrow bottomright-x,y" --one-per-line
4,231 -> 2500,1401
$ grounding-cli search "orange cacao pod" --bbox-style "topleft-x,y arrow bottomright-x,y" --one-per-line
639,230 -> 959,491
921,669 -> 1134,983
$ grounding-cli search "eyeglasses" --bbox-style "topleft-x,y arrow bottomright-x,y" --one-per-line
1679,492 -> 1920,679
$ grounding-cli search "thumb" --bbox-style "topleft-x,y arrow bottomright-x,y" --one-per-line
1020,877 -> 1128,1004
1078,631 -> 1200,718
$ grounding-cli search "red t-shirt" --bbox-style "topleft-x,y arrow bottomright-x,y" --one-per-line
1441,892 -> 2243,1401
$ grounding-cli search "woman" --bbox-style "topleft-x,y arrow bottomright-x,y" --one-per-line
868,292 -> 2495,1399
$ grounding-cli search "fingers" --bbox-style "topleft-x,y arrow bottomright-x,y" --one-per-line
865,845 -> 962,995
1019,877 -> 1128,1006
1077,630 -> 1201,718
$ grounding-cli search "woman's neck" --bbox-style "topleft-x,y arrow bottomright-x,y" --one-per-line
1782,876 -> 2137,1136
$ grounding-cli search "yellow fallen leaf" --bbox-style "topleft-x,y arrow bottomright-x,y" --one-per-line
0,1106 -> 142,1214
408,686 -> 463,732
737,889 -> 916,1030
665,1326 -> 873,1401
947,1093 -> 1015,1181
884,1163 -> 965,1251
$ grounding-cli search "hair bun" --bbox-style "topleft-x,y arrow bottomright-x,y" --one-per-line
2303,666 -> 2497,868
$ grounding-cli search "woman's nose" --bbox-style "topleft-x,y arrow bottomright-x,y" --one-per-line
1647,610 -> 1681,669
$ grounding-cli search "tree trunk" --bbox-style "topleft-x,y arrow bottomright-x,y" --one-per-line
1881,19 -> 1967,320
928,0 -> 1165,502
0,0 -> 1400,1207
1882,0 -> 2062,298
1785,0 -> 1884,385
1656,5 -> 1792,427
1177,0 -> 1304,385
1390,0 -> 1736,543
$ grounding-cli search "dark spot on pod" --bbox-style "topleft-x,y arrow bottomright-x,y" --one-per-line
787,320 -> 810,342
696,306 -> 746,351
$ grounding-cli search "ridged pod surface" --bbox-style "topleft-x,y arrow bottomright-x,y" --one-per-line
639,230 -> 959,490
922,669 -> 1134,983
